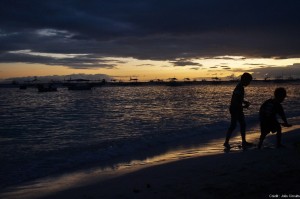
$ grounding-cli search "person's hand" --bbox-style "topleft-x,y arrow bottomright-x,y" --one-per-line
243,101 -> 250,108
281,123 -> 292,127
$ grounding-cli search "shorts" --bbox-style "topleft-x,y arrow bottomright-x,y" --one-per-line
260,120 -> 281,134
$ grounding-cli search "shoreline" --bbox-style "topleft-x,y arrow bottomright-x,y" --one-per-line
1,118 -> 300,199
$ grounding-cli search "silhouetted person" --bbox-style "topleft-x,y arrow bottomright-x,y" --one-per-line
224,72 -> 253,149
258,87 -> 292,149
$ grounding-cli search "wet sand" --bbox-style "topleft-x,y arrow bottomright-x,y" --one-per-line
2,121 -> 300,199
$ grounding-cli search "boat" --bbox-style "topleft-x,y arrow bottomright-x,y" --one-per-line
65,78 -> 106,90
67,83 -> 93,90
165,78 -> 183,86
19,84 -> 27,89
211,77 -> 222,84
37,83 -> 58,92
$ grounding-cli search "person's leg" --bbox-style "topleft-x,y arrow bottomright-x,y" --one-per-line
224,123 -> 236,146
276,125 -> 282,148
238,112 -> 246,143
257,124 -> 270,149
224,111 -> 237,147
258,130 -> 268,149
237,112 -> 252,147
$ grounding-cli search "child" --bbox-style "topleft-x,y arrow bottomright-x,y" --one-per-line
224,72 -> 253,149
258,87 -> 292,149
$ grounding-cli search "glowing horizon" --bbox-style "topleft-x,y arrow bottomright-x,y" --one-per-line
1,55 -> 300,81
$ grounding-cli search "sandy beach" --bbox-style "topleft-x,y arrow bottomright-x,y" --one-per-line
2,120 -> 300,199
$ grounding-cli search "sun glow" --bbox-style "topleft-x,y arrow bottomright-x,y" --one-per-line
1,55 -> 300,81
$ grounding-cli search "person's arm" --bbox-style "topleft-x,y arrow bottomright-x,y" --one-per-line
231,84 -> 245,108
242,100 -> 250,108
278,105 -> 292,127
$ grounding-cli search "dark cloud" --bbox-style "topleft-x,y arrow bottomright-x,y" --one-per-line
190,67 -> 201,70
1,0 -> 300,68
136,64 -> 155,67
4,73 -> 112,82
0,51 -> 117,69
220,66 -> 231,70
170,59 -> 202,67
211,56 -> 246,60
250,64 -> 300,79
244,63 -> 267,66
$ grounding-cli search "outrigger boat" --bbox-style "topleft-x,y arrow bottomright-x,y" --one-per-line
64,78 -> 106,90
37,83 -> 58,92
65,79 -> 93,90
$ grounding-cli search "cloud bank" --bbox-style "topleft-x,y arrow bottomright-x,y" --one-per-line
1,0 -> 300,69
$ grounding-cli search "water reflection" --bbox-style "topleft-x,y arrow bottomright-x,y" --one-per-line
0,83 -> 300,188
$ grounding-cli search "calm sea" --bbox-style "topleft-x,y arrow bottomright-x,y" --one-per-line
1,82 -> 300,189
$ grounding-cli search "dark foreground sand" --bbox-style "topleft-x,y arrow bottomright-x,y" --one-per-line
2,123 -> 300,199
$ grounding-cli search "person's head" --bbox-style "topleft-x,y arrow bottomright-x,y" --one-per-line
274,87 -> 287,103
240,72 -> 253,86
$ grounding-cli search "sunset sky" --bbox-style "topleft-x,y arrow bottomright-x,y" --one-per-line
1,0 -> 300,81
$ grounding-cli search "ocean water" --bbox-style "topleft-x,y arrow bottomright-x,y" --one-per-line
1,82 -> 300,189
